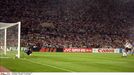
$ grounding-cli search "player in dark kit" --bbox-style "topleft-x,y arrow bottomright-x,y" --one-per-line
24,47 -> 32,55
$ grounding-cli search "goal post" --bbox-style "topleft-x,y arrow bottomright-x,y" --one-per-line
0,22 -> 21,58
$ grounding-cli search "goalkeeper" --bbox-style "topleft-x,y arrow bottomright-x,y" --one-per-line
24,47 -> 32,55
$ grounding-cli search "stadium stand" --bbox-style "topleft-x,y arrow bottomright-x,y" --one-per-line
0,0 -> 134,49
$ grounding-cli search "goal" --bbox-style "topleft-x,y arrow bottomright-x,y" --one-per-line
0,22 -> 21,58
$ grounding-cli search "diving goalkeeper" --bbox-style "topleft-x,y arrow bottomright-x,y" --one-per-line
24,47 -> 32,55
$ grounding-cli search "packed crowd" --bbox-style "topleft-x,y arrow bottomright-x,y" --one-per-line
0,0 -> 134,48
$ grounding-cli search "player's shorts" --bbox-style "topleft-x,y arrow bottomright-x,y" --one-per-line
27,50 -> 32,55
125,48 -> 132,52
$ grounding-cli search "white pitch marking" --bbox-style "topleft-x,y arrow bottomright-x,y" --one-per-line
21,59 -> 75,72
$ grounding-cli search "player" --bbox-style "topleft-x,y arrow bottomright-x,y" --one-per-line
132,47 -> 134,56
24,47 -> 32,55
131,41 -> 134,56
122,40 -> 133,57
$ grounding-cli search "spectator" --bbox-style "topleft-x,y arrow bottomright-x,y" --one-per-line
0,0 -> 133,48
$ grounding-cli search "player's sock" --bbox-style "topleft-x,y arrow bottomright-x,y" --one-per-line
125,52 -> 127,56
122,52 -> 127,57
131,51 -> 134,56
123,52 -> 125,56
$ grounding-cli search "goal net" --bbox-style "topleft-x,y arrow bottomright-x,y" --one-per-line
0,22 -> 21,58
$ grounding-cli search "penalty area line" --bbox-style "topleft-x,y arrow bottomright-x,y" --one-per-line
21,59 -> 74,72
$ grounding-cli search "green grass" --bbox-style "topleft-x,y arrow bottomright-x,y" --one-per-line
0,52 -> 134,72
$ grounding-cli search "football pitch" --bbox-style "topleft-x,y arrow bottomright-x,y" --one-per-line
0,52 -> 134,72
